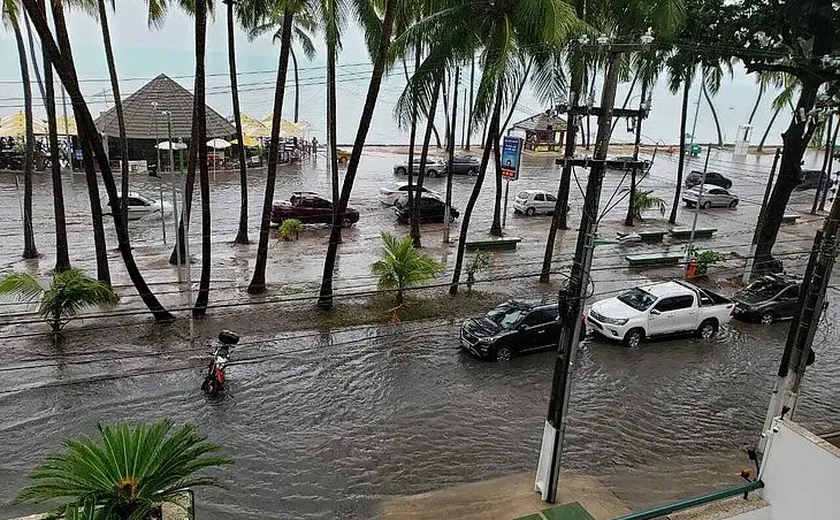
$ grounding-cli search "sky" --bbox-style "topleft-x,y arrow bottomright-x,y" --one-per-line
0,3 -> 791,147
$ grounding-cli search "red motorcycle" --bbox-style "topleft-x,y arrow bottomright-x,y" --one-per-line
201,330 -> 239,397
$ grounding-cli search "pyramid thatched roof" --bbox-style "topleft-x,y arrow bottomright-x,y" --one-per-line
94,74 -> 234,139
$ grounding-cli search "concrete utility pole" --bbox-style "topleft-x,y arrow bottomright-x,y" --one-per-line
760,183 -> 840,449
535,50 -> 622,504
443,67 -> 460,243
685,146 -> 712,263
744,148 -> 781,284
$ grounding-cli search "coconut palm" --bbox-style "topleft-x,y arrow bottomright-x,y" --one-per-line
630,189 -> 667,221
43,47 -> 70,272
371,232 -> 443,305
17,419 -> 230,520
225,0 -> 250,245
316,0 -> 400,308
192,0 -> 212,317
757,74 -> 797,152
21,0 -> 173,321
3,0 -> 38,259
0,268 -> 117,336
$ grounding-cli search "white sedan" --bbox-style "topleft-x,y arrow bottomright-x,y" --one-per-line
101,192 -> 172,221
682,186 -> 739,209
378,183 -> 441,206
513,189 -> 559,216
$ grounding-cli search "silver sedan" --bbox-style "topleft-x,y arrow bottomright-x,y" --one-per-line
682,187 -> 739,209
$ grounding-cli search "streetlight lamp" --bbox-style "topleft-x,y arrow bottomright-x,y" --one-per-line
151,102 -> 166,243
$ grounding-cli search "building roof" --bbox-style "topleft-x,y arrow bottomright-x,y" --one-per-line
94,74 -> 235,139
0,112 -> 48,136
511,112 -> 566,133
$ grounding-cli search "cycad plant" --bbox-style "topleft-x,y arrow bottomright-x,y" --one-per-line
17,419 -> 230,520
371,232 -> 443,306
0,268 -> 118,336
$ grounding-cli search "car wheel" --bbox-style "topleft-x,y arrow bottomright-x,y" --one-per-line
623,328 -> 644,348
494,345 -> 512,362
428,169 -> 439,178
702,201 -> 712,209
525,207 -> 536,216
697,319 -> 719,339
467,168 -> 478,177
686,201 -> 696,209
729,199 -> 739,208
760,312 -> 775,325
396,167 -> 407,176
340,217 -> 353,228
514,209 -> 523,215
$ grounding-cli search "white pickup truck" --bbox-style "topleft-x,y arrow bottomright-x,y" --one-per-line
587,281 -> 735,347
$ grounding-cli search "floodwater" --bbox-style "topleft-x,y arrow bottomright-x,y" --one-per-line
0,147 -> 838,519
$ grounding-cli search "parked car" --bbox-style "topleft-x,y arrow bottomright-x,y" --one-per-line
270,191 -> 359,227
378,183 -> 441,206
394,195 -> 458,224
587,281 -> 734,347
460,300 -> 562,361
607,155 -> 637,170
447,155 -> 481,176
513,189 -> 559,216
393,158 -> 445,177
683,186 -> 739,208
733,275 -> 801,324
101,192 -> 171,221
684,170 -> 732,189
795,169 -> 828,191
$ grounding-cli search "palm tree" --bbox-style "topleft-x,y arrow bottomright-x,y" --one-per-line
316,0 -> 400,308
43,45 -> 71,272
246,3 -> 297,294
22,0 -> 173,321
629,189 -> 666,221
372,232 -> 443,305
702,81 -> 723,146
757,74 -> 797,152
193,0 -> 212,317
0,268 -> 117,337
4,0 -> 38,259
17,419 -> 230,519
667,66 -> 692,225
226,0 -> 249,245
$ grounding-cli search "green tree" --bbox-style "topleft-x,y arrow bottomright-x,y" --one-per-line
17,419 -> 230,520
227,0 -> 250,245
629,189 -> 667,221
371,232 -> 443,305
0,268 -> 117,336
3,0 -> 38,259
192,0 -> 212,318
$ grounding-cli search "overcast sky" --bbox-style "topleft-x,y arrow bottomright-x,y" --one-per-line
0,4 -> 790,146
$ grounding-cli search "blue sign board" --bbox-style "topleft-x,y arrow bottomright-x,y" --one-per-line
74,149 -> 83,160
500,136 -> 523,181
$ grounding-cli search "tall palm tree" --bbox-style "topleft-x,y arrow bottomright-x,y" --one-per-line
23,0 -> 173,321
226,0 -> 250,245
757,74 -> 797,152
193,0 -> 212,317
18,419 -> 230,520
667,66 -> 693,225
43,45 -> 70,271
246,3 -> 297,294
410,74 -> 442,247
316,0 -> 399,308
4,0 -> 38,259
320,0 -> 341,223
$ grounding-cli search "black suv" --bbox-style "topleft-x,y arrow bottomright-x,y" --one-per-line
796,169 -> 828,191
447,156 -> 481,176
733,275 -> 801,324
394,195 -> 459,224
684,170 -> 732,189
460,301 -> 564,361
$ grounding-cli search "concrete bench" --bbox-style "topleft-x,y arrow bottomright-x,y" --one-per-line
669,228 -> 717,240
465,237 -> 522,251
782,214 -> 800,224
626,252 -> 684,267
637,231 -> 668,243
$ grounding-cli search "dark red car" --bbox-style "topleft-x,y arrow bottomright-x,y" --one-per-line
270,192 -> 360,227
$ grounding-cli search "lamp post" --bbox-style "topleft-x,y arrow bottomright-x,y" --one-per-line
152,102 -> 166,243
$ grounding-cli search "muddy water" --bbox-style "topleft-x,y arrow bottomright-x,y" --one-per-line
0,148 -> 838,519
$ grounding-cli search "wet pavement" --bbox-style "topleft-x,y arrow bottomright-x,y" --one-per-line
0,147 -> 839,519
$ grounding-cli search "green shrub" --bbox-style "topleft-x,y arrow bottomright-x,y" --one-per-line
279,218 -> 304,241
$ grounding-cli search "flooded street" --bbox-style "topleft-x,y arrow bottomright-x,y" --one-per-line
1,147 -> 839,518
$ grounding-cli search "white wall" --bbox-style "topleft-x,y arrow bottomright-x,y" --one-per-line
760,420 -> 840,520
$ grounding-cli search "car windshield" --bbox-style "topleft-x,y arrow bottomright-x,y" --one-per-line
485,305 -> 529,328
742,279 -> 786,299
617,288 -> 657,311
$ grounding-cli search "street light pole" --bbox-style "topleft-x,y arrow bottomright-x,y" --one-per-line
163,111 -> 181,282
152,103 -> 166,243
444,67 -> 460,243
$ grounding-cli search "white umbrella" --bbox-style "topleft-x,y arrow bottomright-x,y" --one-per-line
206,139 -> 231,180
155,141 -> 187,150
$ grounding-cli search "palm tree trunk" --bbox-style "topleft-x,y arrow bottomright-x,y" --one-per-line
12,19 -> 38,259
669,79 -> 691,224
97,0 -> 130,232
450,89 -> 501,295
51,2 -> 109,283
24,11 -> 46,107
441,70 -> 451,152
27,0 -> 172,321
227,0 -> 249,245
326,22 -> 339,227
316,0 -> 398,309
702,82 -> 724,147
465,55 -> 474,151
489,121 -> 503,236
404,41 -> 420,247
291,47 -> 300,123
748,83 -> 765,126
43,46 -> 70,271
248,9 -> 295,294
193,0 -> 211,317
411,75 -> 442,247
757,106 -> 781,152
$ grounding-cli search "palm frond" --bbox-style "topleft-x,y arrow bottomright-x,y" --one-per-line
371,232 -> 442,303
0,272 -> 45,302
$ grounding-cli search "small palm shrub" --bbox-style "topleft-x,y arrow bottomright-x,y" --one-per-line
279,218 -> 304,241
371,232 -> 443,305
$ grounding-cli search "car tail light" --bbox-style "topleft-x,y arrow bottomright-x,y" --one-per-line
381,189 -> 393,195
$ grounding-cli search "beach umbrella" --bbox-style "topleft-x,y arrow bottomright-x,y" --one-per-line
206,138 -> 231,180
239,114 -> 271,138
295,120 -> 315,132
231,135 -> 260,147
0,112 -> 48,136
155,141 -> 187,150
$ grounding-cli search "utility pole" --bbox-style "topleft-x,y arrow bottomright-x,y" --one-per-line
744,148 -> 781,284
685,146 -> 712,263
759,183 -> 840,451
818,115 -> 838,212
444,67 -> 460,243
535,49 -> 622,504
812,116 -> 834,214
461,89 -> 467,149
465,56 -> 475,151
625,80 -> 649,226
